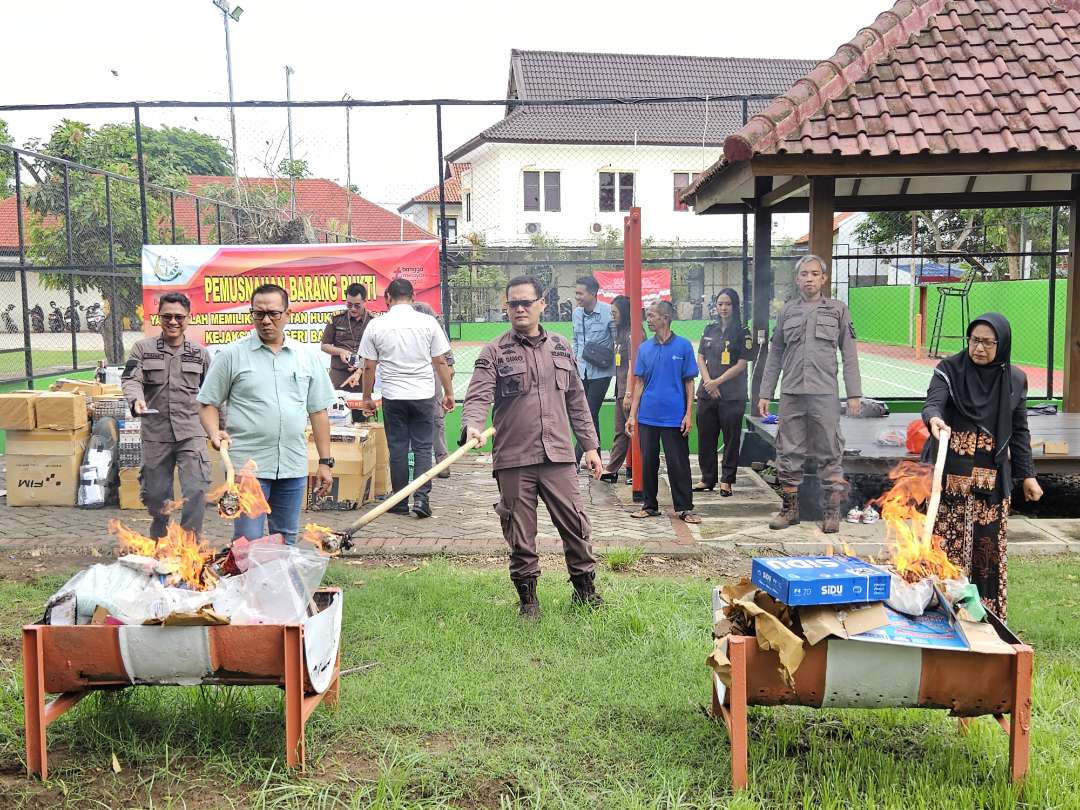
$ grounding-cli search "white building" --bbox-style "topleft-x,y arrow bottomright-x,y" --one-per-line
398,163 -> 466,244
445,49 -> 816,246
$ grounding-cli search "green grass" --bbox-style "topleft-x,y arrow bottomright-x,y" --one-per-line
0,557 -> 1076,808
598,547 -> 645,572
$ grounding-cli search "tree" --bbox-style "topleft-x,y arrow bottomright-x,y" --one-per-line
0,118 -> 13,197
20,119 -> 233,363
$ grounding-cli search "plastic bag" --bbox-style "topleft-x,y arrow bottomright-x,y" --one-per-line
875,429 -> 906,447
906,418 -> 930,455
885,573 -> 935,616
225,544 -> 330,624
78,418 -> 119,508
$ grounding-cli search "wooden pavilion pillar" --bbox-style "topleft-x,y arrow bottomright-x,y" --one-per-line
808,177 -> 836,289
1064,175 -> 1080,412
749,177 -> 773,406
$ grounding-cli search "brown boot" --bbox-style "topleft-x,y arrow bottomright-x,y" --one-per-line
821,490 -> 845,534
569,571 -> 603,607
512,576 -> 541,620
768,489 -> 800,530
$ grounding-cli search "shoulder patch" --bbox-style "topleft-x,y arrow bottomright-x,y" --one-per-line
849,321 -> 857,339
745,333 -> 754,351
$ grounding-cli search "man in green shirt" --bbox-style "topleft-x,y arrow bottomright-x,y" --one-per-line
198,283 -> 336,544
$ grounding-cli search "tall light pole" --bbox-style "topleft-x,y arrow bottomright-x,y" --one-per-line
212,0 -> 243,179
343,92 -> 353,239
285,65 -> 296,217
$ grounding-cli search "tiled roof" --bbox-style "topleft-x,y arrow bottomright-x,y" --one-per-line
0,196 -> 61,251
399,163 -> 468,209
721,0 -> 1080,165
175,177 -> 435,242
508,50 -> 819,100
794,212 -> 858,244
446,51 -> 816,159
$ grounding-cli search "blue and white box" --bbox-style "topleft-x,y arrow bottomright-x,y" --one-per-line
751,555 -> 892,606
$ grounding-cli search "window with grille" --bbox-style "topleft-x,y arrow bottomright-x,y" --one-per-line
673,172 -> 701,211
599,171 -> 634,212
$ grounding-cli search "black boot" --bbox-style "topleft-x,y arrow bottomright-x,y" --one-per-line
768,489 -> 800,530
512,576 -> 541,620
569,571 -> 603,607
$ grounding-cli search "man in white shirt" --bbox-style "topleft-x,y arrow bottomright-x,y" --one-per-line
352,278 -> 454,517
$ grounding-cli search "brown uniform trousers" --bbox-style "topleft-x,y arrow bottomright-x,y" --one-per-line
759,297 -> 862,494
462,327 -> 599,580
121,337 -> 213,538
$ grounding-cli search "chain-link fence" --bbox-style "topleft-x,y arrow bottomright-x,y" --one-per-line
0,97 -> 1071,400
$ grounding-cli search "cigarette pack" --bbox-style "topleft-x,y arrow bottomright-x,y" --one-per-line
751,555 -> 892,607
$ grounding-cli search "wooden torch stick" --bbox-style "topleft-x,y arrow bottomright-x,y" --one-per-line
922,426 -> 951,545
219,437 -> 236,488
341,426 -> 496,536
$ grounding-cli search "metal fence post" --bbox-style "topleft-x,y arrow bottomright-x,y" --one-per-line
14,154 -> 34,385
62,165 -> 77,370
133,104 -> 150,246
105,174 -> 122,363
435,103 -> 451,335
1048,205 -> 1059,400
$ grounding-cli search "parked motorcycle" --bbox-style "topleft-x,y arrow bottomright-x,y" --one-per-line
30,305 -> 44,333
85,302 -> 105,333
47,301 -> 64,333
1,304 -> 18,334
64,300 -> 83,333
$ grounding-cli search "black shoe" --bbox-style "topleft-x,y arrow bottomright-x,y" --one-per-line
437,469 -> 450,479
719,486 -> 734,498
599,472 -> 618,483
412,496 -> 432,518
512,576 -> 541,621
388,504 -> 410,515
569,571 -> 604,607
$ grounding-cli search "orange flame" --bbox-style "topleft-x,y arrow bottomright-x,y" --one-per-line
872,461 -> 961,582
303,523 -> 339,554
207,459 -> 271,519
109,519 -> 218,590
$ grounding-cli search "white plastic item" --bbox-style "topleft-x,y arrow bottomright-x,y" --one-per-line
227,544 -> 329,624
328,397 -> 350,427
884,573 -> 935,616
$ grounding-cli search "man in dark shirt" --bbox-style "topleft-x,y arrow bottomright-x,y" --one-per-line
462,275 -> 604,619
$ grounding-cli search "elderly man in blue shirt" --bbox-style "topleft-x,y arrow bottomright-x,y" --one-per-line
571,275 -> 615,465
198,283 -> 337,545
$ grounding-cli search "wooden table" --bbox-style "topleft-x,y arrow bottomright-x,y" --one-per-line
747,412 -> 1080,475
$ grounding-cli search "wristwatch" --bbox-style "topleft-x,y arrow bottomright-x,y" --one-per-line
318,457 -> 335,468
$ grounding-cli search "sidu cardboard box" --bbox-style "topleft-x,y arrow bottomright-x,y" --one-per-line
34,391 -> 89,430
0,391 -> 41,430
6,454 -> 82,506
751,555 -> 892,607
4,424 -> 91,456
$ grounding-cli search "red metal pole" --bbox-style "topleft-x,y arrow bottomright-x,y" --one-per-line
625,208 -> 644,501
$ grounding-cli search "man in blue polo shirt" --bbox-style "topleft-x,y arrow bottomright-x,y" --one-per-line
625,300 -> 700,523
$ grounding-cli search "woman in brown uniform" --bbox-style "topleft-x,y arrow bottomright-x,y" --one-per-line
923,313 -> 1042,620
601,295 -> 633,484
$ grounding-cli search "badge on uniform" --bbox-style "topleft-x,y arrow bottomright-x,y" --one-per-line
745,333 -> 754,351
614,351 -> 621,367
721,340 -> 731,366
849,321 -> 857,339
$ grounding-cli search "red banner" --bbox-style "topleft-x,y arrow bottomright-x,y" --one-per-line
593,269 -> 671,305
142,242 -> 439,348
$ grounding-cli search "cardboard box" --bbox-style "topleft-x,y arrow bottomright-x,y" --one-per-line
34,391 -> 89,430
4,424 -> 91,457
49,378 -> 104,398
6,453 -> 81,506
365,423 -> 391,496
306,471 -> 374,510
751,555 -> 892,606
306,425 -> 378,477
799,602 -> 890,646
0,391 -> 40,430
118,467 -> 182,509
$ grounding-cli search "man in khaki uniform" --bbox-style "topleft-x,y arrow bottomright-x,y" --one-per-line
321,283 -> 372,420
121,292 -> 213,539
758,254 -> 862,533
462,275 -> 605,619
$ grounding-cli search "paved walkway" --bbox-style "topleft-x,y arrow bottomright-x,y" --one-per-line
1,456 -> 1077,559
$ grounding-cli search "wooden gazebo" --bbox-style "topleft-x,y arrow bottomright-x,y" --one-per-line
684,0 -> 1080,410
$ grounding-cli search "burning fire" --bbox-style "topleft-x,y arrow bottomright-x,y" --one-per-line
303,523 -> 339,554
109,519 -> 218,590
872,461 -> 961,582
207,459 -> 271,519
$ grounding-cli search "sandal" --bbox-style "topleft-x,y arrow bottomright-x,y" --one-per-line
692,482 -> 715,492
630,509 -> 661,518
678,511 -> 702,524
719,485 -> 733,497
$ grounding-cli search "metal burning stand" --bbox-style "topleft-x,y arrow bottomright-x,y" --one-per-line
23,587 -> 343,779
710,609 -> 1033,791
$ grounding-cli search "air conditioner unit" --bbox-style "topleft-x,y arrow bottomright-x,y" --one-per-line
525,222 -> 542,235
590,222 -> 603,234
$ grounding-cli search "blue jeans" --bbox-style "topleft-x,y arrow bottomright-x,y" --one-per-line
232,476 -> 306,545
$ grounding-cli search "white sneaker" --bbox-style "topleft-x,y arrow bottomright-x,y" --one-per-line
845,507 -> 864,524
861,506 -> 880,524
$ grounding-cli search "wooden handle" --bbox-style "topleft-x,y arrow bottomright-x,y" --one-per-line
922,426 -> 951,545
219,437 -> 236,488
344,426 -> 495,534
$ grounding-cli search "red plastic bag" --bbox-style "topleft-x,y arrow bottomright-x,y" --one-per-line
906,418 -> 930,455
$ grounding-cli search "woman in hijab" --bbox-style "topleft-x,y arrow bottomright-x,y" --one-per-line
922,313 -> 1042,620
694,288 -> 751,496
601,295 -> 635,484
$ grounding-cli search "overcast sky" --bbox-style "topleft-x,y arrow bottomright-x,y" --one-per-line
4,0 -> 877,238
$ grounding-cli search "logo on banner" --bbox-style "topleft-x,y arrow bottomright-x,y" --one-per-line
152,255 -> 182,283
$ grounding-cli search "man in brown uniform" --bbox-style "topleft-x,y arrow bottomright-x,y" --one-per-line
757,254 -> 862,533
462,275 -> 605,619
320,283 -> 372,417
121,292 -> 213,539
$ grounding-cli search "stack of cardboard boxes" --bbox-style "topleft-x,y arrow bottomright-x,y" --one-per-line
0,390 -> 90,506
305,422 -> 392,510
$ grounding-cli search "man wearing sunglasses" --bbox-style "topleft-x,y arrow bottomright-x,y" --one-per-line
122,292 -> 214,540
321,283 -> 372,419
198,283 -> 337,544
462,276 -> 604,620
